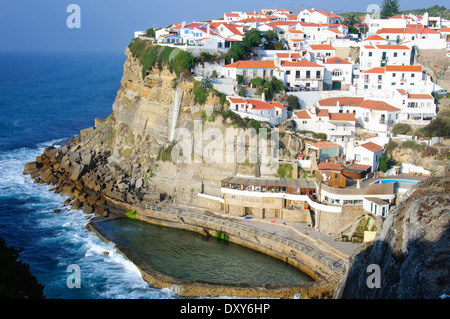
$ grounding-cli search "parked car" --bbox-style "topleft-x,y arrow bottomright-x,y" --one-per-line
434,89 -> 448,96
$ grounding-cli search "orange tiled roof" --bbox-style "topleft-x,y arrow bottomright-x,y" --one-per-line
280,60 -> 324,68
397,89 -> 407,95
376,44 -> 410,50
306,141 -> 340,149
223,60 -> 276,69
309,44 -> 335,50
318,97 -> 364,107
348,163 -> 372,171
227,97 -> 247,104
329,112 -> 356,121
360,141 -> 383,153
359,100 -> 399,111
318,162 -> 345,171
363,35 -> 387,41
385,65 -> 422,72
324,57 -> 351,64
316,109 -> 329,117
408,94 -> 434,100
295,110 -> 311,119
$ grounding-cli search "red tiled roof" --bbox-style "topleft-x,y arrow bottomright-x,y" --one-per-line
397,89 -> 407,95
359,100 -> 399,111
318,97 -> 364,107
295,110 -> 311,119
408,94 -> 434,100
316,109 -> 329,117
329,112 -> 355,121
363,35 -> 387,41
385,65 -> 422,72
360,141 -> 383,153
309,44 -> 335,50
318,162 -> 345,171
348,163 -> 372,171
306,141 -> 340,149
280,60 -> 324,68
324,57 -> 351,64
227,97 -> 247,104
223,60 -> 276,69
363,67 -> 385,74
376,44 -> 410,50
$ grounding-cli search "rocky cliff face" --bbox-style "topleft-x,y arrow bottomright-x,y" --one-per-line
336,176 -> 449,299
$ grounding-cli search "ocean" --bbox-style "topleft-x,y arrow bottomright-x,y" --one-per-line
0,52 -> 176,299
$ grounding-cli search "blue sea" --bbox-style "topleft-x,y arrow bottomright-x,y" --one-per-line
0,52 -> 176,299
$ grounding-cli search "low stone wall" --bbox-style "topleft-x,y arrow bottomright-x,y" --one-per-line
316,205 -> 366,234
92,200 -> 344,298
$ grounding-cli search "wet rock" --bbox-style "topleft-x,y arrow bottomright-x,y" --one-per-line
23,162 -> 38,175
71,198 -> 82,210
83,204 -> 94,215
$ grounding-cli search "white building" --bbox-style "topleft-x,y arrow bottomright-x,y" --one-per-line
294,108 -> 356,147
226,96 -> 288,126
322,57 -> 354,90
221,60 -> 276,83
317,97 -> 400,133
358,65 -> 429,93
359,44 -> 412,71
276,59 -> 325,90
307,45 -> 336,63
346,141 -> 384,173
393,89 -> 436,121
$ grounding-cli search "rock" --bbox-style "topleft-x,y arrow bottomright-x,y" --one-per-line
81,151 -> 94,169
83,204 -> 94,214
110,191 -> 126,202
61,185 -> 75,196
68,163 -> 87,181
23,162 -> 38,175
68,151 -> 81,164
135,178 -> 144,189
117,182 -> 129,192
94,207 -> 108,217
40,168 -> 56,184
52,209 -> 62,213
71,198 -> 82,210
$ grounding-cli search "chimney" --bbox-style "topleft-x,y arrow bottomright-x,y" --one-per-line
181,21 -> 186,28
262,92 -> 266,101
337,101 -> 340,108
207,24 -> 210,37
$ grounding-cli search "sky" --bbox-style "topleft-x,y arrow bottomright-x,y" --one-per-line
0,0 -> 447,53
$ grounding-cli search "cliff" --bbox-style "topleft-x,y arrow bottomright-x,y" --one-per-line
335,176 -> 450,299
23,41 -> 304,216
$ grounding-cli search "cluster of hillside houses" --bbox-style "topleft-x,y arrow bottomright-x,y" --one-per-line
136,8 -> 446,222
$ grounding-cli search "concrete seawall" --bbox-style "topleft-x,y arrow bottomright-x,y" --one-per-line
88,199 -> 344,298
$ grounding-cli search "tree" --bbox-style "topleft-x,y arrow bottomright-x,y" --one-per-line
243,28 -> 262,49
344,13 -> 358,27
378,154 -> 390,173
228,42 -> 249,61
145,28 -> 156,38
263,30 -> 278,42
380,0 -> 400,19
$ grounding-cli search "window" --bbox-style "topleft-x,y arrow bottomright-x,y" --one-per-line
296,71 -> 300,78
306,71 -> 310,78
302,121 -> 307,124
411,73 -> 415,78
286,70 -> 291,75
332,70 -> 342,76
316,71 -> 321,78
368,52 -> 372,57
394,52 -> 397,57
392,73 -> 396,77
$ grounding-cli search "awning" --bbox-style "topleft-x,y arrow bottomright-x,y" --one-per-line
422,113 -> 435,118
408,113 -> 421,118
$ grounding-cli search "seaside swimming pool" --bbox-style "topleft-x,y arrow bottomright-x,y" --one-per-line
374,179 -> 420,184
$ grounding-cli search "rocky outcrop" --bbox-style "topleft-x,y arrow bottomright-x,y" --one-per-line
335,176 -> 450,299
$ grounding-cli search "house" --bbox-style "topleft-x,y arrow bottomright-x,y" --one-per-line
226,96 -> 288,126
285,30 -> 306,51
224,12 -> 242,22
393,89 -> 436,121
362,34 -> 388,46
307,45 -> 335,63
359,44 -> 412,71
220,176 -> 316,220
322,57 -> 354,90
305,141 -> 340,161
317,97 -> 400,133
215,23 -> 245,41
276,59 -> 325,90
222,60 -> 276,83
377,25 -> 442,42
346,141 -> 384,173
358,65 -> 429,93
294,108 -> 356,147
363,197 -> 390,217
298,9 -> 342,25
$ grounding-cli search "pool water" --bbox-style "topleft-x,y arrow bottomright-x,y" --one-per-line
100,218 -> 313,286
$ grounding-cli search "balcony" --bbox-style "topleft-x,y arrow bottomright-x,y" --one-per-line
328,129 -> 353,136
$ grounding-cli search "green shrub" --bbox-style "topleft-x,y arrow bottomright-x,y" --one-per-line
193,80 -> 210,105
312,132 -> 327,141
392,123 -> 412,135
422,146 -> 438,157
277,163 -> 293,178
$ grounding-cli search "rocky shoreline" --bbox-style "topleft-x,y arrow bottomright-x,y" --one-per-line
23,134 -> 157,218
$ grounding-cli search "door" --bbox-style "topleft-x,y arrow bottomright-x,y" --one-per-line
275,209 -> 279,218
332,81 -> 341,90
262,209 -> 266,219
